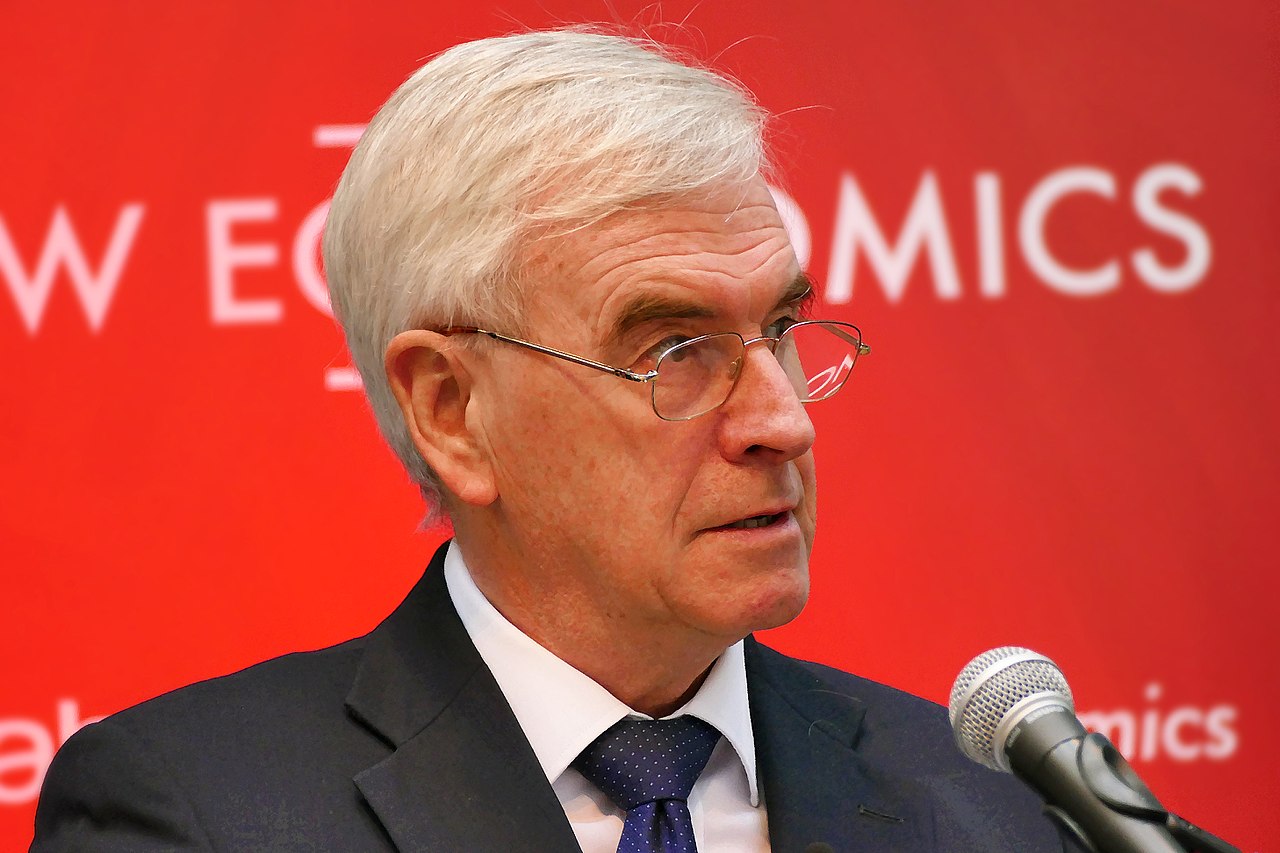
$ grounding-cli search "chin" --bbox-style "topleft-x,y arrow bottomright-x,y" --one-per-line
756,585 -> 810,632
729,569 -> 811,637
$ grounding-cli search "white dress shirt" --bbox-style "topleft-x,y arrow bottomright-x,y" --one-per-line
443,543 -> 771,852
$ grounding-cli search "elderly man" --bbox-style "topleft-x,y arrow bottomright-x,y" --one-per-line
34,29 -> 1070,852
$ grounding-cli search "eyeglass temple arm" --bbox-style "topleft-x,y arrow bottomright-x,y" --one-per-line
822,323 -> 872,356
438,326 -> 658,383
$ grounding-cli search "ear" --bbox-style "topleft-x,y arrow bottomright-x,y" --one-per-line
384,330 -> 498,507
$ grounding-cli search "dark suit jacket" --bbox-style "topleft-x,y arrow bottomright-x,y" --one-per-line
33,544 -> 1070,851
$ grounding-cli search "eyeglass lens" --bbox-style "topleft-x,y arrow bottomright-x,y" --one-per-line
652,323 -> 862,420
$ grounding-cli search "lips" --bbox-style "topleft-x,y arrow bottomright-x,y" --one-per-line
725,512 -> 787,530
706,508 -> 793,532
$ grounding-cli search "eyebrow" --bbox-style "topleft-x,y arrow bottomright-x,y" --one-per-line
607,272 -> 816,347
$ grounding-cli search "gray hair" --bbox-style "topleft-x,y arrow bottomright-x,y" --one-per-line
323,28 -> 772,514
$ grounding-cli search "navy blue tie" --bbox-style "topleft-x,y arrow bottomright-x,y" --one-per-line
573,716 -> 722,853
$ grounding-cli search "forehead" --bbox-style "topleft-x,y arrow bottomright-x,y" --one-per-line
525,181 -> 802,338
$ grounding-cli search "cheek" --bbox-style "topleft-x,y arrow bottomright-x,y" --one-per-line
797,453 -> 818,547
585,429 -> 709,528
485,375 -> 701,525
481,377 -> 585,508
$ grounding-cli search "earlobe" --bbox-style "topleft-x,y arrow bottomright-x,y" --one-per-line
384,331 -> 498,507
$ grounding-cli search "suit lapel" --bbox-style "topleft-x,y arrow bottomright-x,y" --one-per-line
746,639 -> 935,852
345,544 -> 580,852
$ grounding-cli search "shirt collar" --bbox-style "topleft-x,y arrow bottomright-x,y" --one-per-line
443,542 -> 760,805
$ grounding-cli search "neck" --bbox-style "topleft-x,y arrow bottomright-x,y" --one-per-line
450,522 -> 732,718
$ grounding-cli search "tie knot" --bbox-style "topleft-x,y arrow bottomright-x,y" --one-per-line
573,717 -> 721,810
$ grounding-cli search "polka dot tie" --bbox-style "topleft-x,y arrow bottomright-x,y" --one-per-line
573,716 -> 721,853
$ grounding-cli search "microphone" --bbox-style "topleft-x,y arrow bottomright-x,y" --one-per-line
948,647 -> 1238,853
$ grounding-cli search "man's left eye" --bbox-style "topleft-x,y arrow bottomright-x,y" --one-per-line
765,315 -> 800,337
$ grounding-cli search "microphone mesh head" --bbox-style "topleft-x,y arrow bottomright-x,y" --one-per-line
948,646 -> 1073,770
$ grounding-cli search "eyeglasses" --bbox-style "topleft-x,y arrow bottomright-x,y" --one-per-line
438,319 -> 870,421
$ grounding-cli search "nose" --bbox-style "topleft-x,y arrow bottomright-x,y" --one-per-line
715,339 -> 816,464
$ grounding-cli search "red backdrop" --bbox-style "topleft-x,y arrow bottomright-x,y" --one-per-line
3,2 -> 1276,849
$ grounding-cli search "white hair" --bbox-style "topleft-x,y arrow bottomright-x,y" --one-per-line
323,27 -> 772,515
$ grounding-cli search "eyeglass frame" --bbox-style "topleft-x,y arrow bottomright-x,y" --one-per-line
435,319 -> 870,422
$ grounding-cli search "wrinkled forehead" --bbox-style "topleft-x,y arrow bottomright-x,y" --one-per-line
520,181 -> 803,340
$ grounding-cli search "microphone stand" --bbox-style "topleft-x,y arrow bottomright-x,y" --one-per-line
1042,732 -> 1240,853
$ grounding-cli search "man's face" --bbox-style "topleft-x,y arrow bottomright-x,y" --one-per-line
473,178 -> 817,649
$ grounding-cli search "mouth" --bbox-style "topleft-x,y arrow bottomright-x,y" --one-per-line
713,510 -> 790,531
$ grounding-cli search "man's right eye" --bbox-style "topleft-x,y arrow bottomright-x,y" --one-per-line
640,335 -> 693,367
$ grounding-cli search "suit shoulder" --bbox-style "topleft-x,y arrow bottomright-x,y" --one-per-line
94,635 -> 369,745
747,642 -> 1069,851
37,636 -> 399,850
